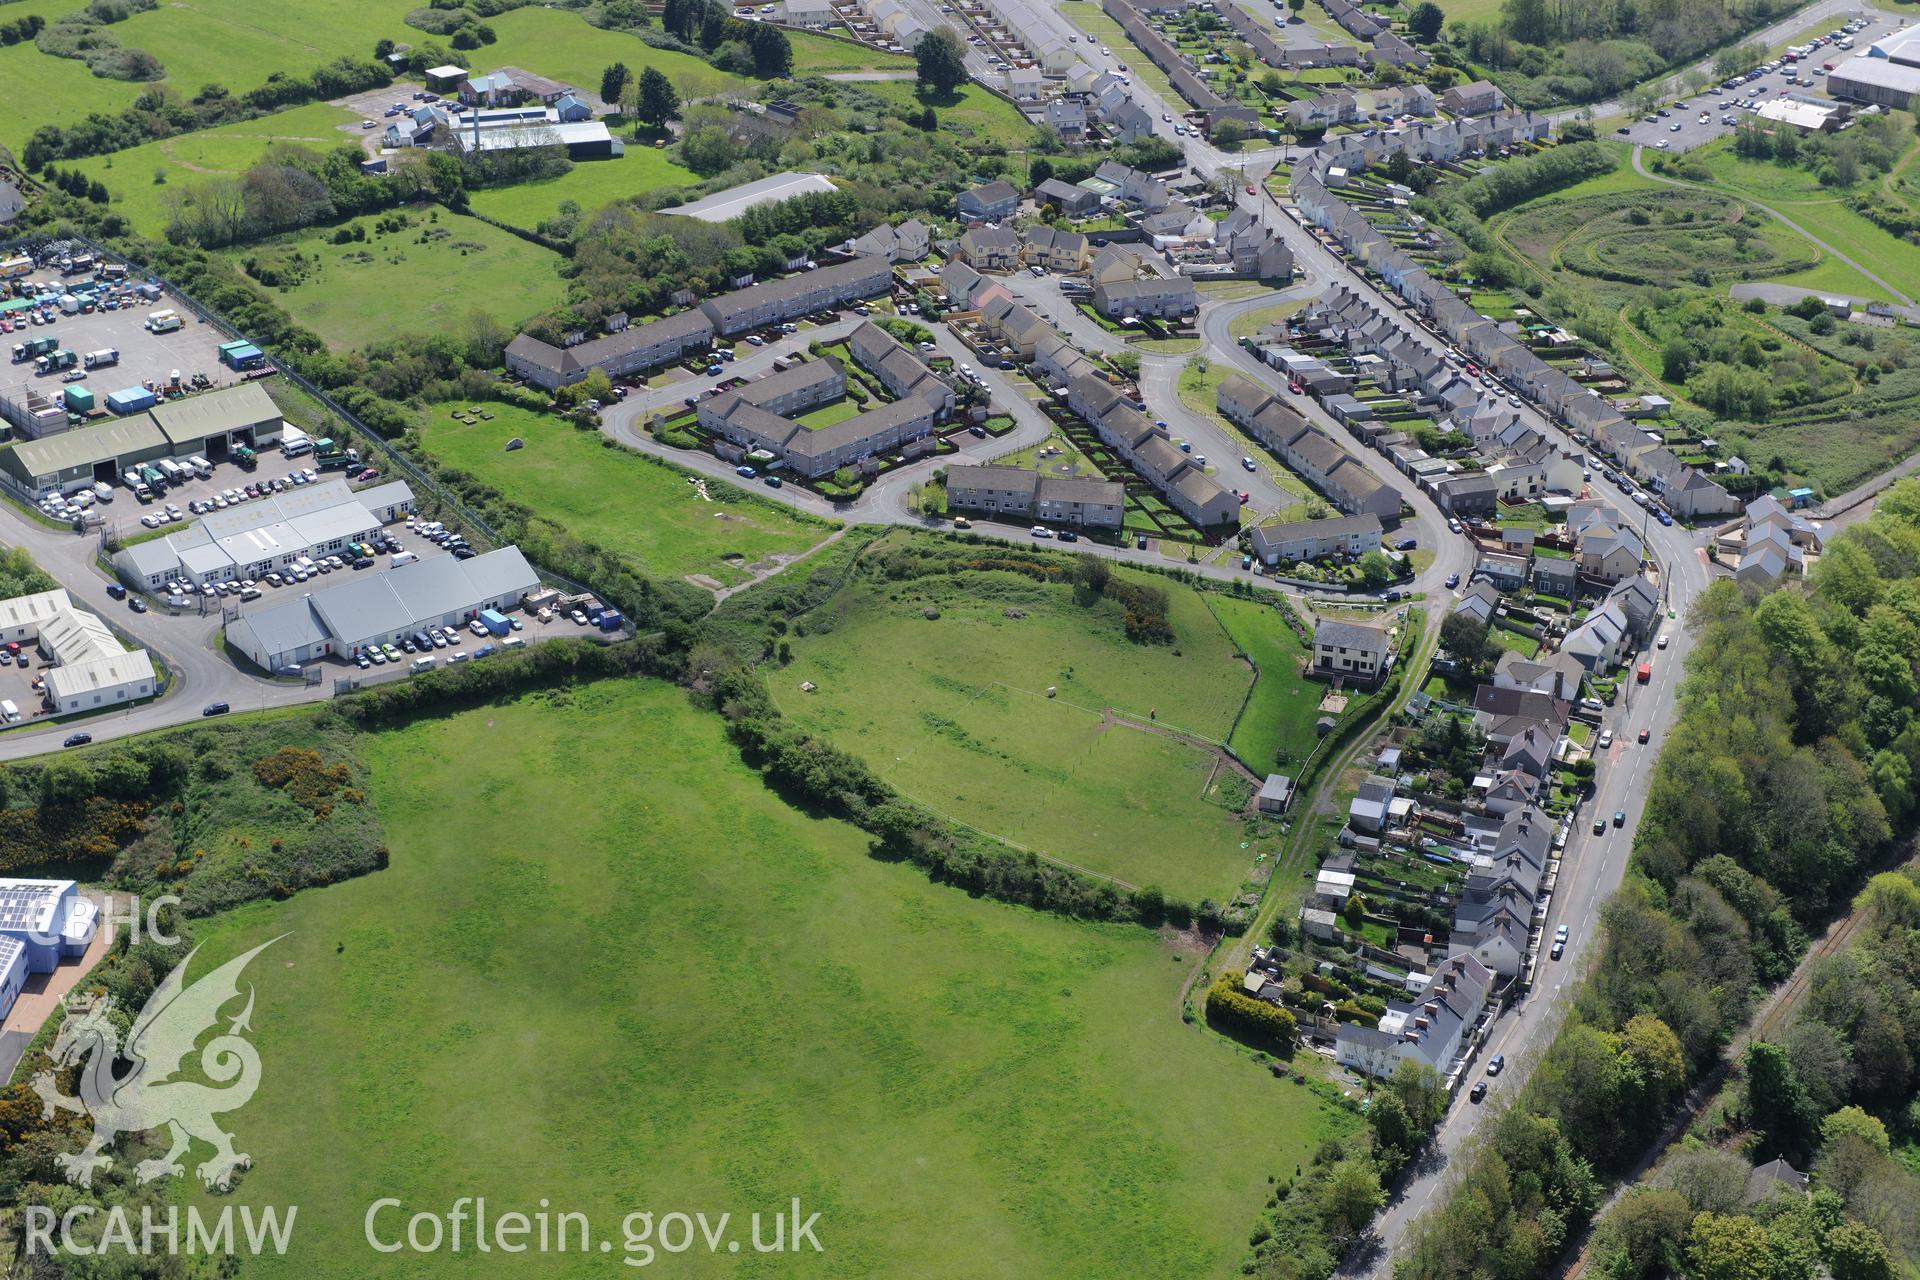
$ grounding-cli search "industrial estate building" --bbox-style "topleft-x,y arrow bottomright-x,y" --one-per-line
0,383 -> 285,499
224,546 -> 542,670
112,479 -> 416,590
505,256 -> 893,389
661,172 -> 838,223
0,587 -> 156,715
0,879 -> 100,1021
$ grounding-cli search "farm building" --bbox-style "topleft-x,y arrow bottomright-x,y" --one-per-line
224,546 -> 542,670
113,479 -> 415,590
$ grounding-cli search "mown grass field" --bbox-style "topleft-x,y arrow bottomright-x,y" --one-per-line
416,402 -> 834,588
222,210 -> 567,349
72,102 -> 364,239
1204,594 -> 1324,774
463,147 -> 699,229
775,542 -> 1261,899
187,679 -> 1348,1278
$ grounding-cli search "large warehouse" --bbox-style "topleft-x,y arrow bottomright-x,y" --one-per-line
224,545 -> 541,670
1827,55 -> 1920,110
113,479 -> 415,589
0,382 -> 286,498
0,586 -> 158,715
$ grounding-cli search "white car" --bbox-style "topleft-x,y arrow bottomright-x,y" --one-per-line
1598,729 -> 1614,748
1657,634 -> 1669,649
1656,140 -> 1671,149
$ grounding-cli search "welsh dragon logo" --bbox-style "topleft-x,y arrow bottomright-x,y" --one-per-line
31,938 -> 282,1190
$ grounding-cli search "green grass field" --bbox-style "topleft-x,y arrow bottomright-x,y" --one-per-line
223,210 -> 567,349
1204,594 -> 1325,774
787,29 -> 915,74
0,0 -> 143,152
185,679 -> 1347,1278
858,80 -> 1039,146
775,541 -> 1261,898
417,401 -> 834,588
71,102 -> 364,239
793,397 -> 865,429
463,147 -> 699,229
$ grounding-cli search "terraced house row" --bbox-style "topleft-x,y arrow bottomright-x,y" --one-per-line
695,322 -> 951,479
1287,115 -> 1741,519
1216,373 -> 1402,521
505,256 -> 894,390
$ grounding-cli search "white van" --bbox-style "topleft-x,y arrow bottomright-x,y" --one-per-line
92,481 -> 113,503
187,455 -> 212,478
409,656 -> 436,674
390,551 -> 419,568
0,700 -> 19,724
156,459 -> 184,484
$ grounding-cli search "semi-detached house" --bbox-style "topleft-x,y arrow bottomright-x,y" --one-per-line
944,463 -> 1126,529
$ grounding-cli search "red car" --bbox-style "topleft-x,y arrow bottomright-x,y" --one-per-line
1237,490 -> 1250,504
1245,184 -> 1256,195
1287,381 -> 1304,395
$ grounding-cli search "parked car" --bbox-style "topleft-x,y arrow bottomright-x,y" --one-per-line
1486,1055 -> 1505,1077
1551,940 -> 1565,960
1444,572 -> 1459,589
63,733 -> 92,748
1029,525 -> 1052,539
202,702 -> 230,717
1598,729 -> 1613,748
105,583 -> 127,600
1470,1081 -> 1488,1103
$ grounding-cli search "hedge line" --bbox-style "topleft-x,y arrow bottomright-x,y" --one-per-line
1205,971 -> 1298,1055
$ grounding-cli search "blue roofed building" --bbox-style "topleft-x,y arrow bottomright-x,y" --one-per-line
0,879 -> 99,1017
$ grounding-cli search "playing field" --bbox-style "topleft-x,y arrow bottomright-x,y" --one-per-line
186,679 -> 1348,1278
1203,594 -> 1326,774
775,541 -> 1264,899
222,211 -> 567,350
417,402 -> 834,589
463,147 -> 699,229
71,102 -> 365,240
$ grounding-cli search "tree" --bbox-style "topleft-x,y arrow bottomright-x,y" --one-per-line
1324,1159 -> 1383,1234
1408,1 -> 1445,41
1744,1042 -> 1815,1158
1385,1059 -> 1445,1131
1356,550 -> 1395,588
1287,0 -> 1303,17
1212,118 -> 1247,146
1820,1106 -> 1890,1155
915,27 -> 968,96
601,61 -> 631,106
750,23 -> 791,77
1594,1188 -> 1692,1280
1029,157 -> 1053,187
1662,337 -> 1697,382
1823,1221 -> 1894,1280
1688,1213 -> 1773,1280
1441,611 -> 1491,667
636,66 -> 680,128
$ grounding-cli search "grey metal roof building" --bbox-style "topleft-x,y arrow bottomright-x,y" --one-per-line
0,383 -> 286,497
1827,56 -> 1920,109
113,478 -> 417,589
660,171 -> 838,223
224,546 -> 541,670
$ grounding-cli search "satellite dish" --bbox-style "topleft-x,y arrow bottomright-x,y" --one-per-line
504,437 -> 524,452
